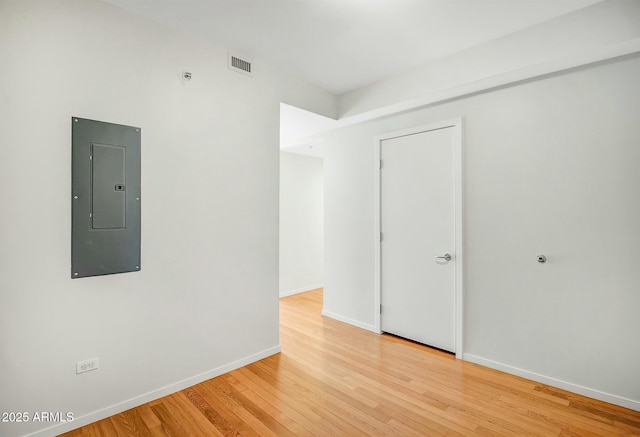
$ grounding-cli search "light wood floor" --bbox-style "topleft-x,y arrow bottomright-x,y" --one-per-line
62,289 -> 640,436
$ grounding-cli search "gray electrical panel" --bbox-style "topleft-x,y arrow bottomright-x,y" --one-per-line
71,117 -> 141,278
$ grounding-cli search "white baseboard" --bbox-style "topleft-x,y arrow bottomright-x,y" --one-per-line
321,309 -> 379,334
463,353 -> 640,412
26,346 -> 281,437
279,284 -> 323,298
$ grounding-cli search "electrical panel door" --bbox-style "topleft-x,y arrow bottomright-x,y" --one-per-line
71,117 -> 141,278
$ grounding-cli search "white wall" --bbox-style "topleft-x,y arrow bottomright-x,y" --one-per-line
324,54 -> 640,409
339,0 -> 640,118
323,135 -> 377,330
0,1 -> 334,436
279,152 -> 324,296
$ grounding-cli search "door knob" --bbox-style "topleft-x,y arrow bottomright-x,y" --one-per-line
435,253 -> 452,261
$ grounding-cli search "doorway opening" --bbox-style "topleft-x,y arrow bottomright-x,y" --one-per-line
278,103 -> 331,299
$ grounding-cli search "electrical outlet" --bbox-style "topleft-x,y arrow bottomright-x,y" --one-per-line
76,357 -> 99,374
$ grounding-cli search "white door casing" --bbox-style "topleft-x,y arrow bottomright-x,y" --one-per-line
374,118 -> 463,358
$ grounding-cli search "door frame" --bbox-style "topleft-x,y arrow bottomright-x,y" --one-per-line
373,118 -> 464,359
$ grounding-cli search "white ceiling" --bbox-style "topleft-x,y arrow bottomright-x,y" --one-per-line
103,0 -> 602,95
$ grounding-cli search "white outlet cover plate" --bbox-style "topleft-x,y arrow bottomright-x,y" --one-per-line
76,357 -> 99,374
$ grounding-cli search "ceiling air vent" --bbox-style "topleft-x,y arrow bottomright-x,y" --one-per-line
228,52 -> 253,77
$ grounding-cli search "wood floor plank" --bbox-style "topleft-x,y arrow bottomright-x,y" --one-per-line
210,376 -> 301,437
192,382 -> 260,437
149,402 -> 192,437
251,359 -> 397,436
135,405 -> 170,437
200,378 -> 292,437
258,355 -> 391,422
244,362 -> 371,437
107,408 -> 152,437
88,422 -> 112,437
89,417 -> 119,437
231,367 -> 338,437
170,392 -> 226,437
223,374 -> 316,437
60,288 -> 640,437
160,393 -> 222,437
182,387 -> 242,437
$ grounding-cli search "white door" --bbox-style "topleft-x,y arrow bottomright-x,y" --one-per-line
380,126 -> 456,352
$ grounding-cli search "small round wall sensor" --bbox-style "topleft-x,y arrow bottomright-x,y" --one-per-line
182,71 -> 192,82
